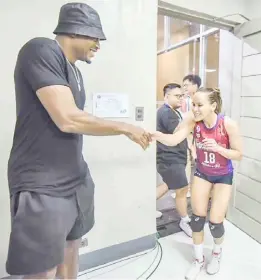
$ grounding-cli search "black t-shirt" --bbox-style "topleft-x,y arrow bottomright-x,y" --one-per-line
8,37 -> 91,197
157,104 -> 188,165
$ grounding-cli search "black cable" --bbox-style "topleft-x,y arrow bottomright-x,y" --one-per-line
78,242 -> 158,278
145,241 -> 163,279
136,240 -> 163,280
136,241 -> 159,279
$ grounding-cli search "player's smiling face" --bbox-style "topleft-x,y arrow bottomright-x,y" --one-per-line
192,91 -> 217,121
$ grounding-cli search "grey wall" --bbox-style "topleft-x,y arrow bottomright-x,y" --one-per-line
224,30 -> 261,243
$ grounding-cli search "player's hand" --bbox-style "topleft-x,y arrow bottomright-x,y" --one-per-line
151,131 -> 164,141
202,138 -> 221,152
125,125 -> 152,150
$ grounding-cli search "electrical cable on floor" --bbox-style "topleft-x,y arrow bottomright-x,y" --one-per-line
136,241 -> 159,280
78,242 -> 158,278
136,240 -> 163,280
144,241 -> 163,279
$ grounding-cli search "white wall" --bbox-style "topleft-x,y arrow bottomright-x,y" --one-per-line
0,0 -> 157,276
243,0 -> 261,19
79,0 -> 157,253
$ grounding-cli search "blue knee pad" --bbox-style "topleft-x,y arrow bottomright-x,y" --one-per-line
190,214 -> 206,232
209,221 -> 224,238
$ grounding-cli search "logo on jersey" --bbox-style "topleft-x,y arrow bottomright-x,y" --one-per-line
195,141 -> 207,150
196,125 -> 200,132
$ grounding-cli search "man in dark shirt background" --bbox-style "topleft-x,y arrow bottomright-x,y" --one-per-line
6,3 -> 151,279
157,83 -> 192,237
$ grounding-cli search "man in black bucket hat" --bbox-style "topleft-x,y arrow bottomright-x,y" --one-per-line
54,2 -> 107,41
6,2 -> 151,279
53,2 -> 107,64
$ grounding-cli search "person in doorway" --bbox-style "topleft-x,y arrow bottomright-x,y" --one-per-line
157,83 -> 192,237
181,74 -> 201,157
152,87 -> 242,279
156,172 -> 168,218
175,74 -> 202,200
6,3 -> 151,279
182,74 -> 202,110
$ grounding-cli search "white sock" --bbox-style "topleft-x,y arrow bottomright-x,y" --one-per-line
194,244 -> 204,262
213,236 -> 224,254
213,243 -> 222,254
181,215 -> 190,223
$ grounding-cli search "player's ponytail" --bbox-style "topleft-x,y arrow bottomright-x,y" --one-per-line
212,87 -> 222,114
197,87 -> 222,114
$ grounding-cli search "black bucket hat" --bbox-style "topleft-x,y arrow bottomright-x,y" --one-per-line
53,2 -> 106,40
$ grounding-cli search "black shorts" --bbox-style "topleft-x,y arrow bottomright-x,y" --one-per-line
6,176 -> 95,276
157,163 -> 188,190
194,169 -> 233,185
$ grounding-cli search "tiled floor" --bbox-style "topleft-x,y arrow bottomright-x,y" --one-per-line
79,220 -> 261,280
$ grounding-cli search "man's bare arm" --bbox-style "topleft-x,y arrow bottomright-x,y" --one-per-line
37,85 -> 150,148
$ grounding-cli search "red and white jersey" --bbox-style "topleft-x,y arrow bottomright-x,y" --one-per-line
194,114 -> 233,176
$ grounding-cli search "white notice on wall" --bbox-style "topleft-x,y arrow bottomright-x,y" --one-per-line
92,93 -> 129,118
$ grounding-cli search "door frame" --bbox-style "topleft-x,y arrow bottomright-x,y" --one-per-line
157,2 -> 261,242
158,0 -> 239,30
157,1 -> 240,88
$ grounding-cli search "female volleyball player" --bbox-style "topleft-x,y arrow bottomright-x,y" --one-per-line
152,88 -> 242,280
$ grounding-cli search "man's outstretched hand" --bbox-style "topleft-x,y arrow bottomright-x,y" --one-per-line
124,124 -> 152,150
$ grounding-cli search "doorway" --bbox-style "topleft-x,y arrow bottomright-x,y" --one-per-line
157,16 -> 220,106
156,14 -> 221,238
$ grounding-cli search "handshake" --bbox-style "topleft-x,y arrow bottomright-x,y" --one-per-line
124,124 -> 161,150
